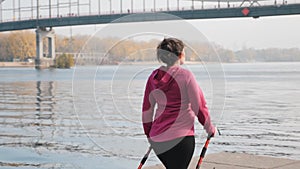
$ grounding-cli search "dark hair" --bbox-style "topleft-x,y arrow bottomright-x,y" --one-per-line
157,38 -> 184,66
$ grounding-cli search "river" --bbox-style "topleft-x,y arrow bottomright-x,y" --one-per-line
0,62 -> 299,169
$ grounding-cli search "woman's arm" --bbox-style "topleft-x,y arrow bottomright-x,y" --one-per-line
187,73 -> 215,136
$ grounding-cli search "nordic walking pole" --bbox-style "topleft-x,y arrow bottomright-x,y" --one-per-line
137,146 -> 152,169
195,136 -> 211,169
196,129 -> 221,169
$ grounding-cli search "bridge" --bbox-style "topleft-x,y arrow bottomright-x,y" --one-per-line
0,0 -> 300,68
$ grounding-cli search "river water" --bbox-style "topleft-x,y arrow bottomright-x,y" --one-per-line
0,62 -> 299,169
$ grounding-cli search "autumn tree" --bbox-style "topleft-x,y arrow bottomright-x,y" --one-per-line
0,33 -> 11,61
55,53 -> 74,68
7,31 -> 36,60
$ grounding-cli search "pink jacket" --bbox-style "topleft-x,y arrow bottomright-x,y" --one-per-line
142,66 -> 215,142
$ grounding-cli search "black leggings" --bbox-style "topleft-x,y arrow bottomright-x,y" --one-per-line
150,136 -> 195,169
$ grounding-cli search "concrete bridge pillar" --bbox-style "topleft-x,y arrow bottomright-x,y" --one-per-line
35,27 -> 56,69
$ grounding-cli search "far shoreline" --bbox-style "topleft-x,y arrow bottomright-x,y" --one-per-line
0,62 -> 34,68
1,61 -> 300,68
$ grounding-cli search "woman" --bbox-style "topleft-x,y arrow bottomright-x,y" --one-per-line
142,38 -> 215,169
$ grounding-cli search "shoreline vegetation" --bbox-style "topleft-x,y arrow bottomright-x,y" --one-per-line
1,31 -> 300,68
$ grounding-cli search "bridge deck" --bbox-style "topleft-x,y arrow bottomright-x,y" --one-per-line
0,4 -> 300,32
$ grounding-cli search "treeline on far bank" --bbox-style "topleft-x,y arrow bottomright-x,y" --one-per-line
1,30 -> 300,64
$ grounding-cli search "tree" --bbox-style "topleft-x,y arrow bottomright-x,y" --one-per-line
55,53 -> 74,68
0,33 -> 12,61
7,31 -> 35,60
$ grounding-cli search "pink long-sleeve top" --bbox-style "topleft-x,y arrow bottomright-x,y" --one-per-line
142,65 -> 214,142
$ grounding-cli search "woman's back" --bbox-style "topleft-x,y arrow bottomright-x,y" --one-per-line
143,65 -> 196,142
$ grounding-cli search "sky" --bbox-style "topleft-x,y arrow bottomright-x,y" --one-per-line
1,0 -> 300,50
190,15 -> 300,50
54,14 -> 300,51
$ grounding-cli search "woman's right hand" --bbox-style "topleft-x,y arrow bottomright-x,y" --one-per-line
207,126 -> 216,138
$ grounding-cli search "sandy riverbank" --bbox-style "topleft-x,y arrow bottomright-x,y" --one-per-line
144,152 -> 300,169
0,62 -> 34,67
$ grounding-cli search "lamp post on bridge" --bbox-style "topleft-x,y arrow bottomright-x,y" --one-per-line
37,0 -> 39,19
31,0 -> 33,19
49,0 -> 51,18
0,0 -> 5,22
131,0 -> 133,13
98,0 -> 100,15
192,0 -> 195,10
78,0 -> 80,16
120,0 -> 123,13
69,0 -> 71,16
18,0 -> 20,20
13,0 -> 15,20
110,0 -> 112,14
89,0 -> 91,15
